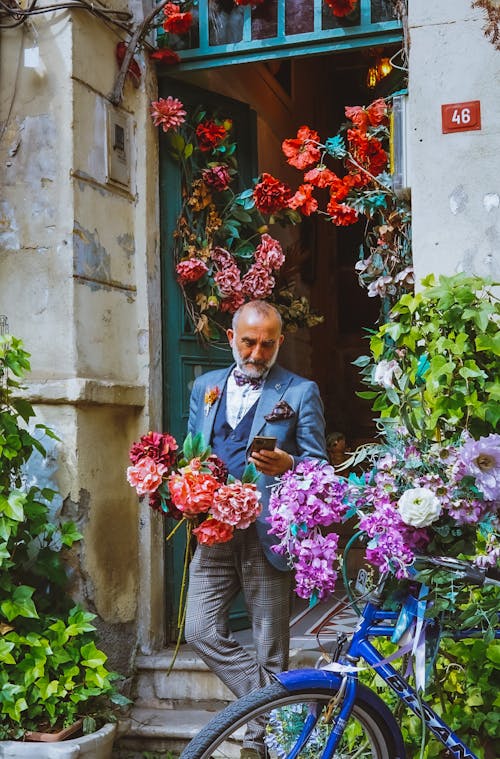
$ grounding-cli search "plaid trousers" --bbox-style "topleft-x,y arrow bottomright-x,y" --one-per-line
184,523 -> 291,750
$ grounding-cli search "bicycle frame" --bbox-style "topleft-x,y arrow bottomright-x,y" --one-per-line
276,599 -> 499,759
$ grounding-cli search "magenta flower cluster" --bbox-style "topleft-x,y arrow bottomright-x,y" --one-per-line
267,434 -> 500,604
268,459 -> 349,600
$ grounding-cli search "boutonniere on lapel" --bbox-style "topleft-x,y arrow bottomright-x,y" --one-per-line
264,400 -> 295,422
204,386 -> 220,416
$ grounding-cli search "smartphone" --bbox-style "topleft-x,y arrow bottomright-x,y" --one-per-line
250,436 -> 277,454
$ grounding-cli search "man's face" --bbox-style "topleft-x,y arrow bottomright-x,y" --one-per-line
227,309 -> 284,379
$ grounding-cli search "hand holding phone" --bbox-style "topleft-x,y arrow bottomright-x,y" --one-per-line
250,436 -> 277,454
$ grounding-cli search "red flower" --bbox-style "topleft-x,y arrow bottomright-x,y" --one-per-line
324,0 -> 357,18
288,184 -> 318,216
150,96 -> 186,132
149,48 -> 181,65
196,120 -> 228,151
176,258 -> 209,285
253,173 -> 292,214
282,126 -> 321,170
348,130 -> 387,176
366,98 -> 388,126
202,164 -> 232,191
326,199 -> 359,226
163,10 -> 193,35
304,165 -> 338,189
205,454 -> 229,484
193,518 -> 234,545
345,99 -> 388,134
328,175 -> 350,203
344,104 -> 370,133
129,431 -> 178,466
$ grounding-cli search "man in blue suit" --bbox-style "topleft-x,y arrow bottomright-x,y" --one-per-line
184,300 -> 327,759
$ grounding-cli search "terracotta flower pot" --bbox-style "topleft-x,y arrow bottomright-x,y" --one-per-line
0,723 -> 116,758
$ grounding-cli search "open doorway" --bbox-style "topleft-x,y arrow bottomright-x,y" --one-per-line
159,45 -> 402,639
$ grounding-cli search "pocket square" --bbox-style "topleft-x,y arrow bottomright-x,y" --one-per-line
264,400 -> 295,422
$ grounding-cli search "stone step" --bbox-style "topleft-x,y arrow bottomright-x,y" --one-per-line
134,646 -> 235,707
114,705 -> 238,757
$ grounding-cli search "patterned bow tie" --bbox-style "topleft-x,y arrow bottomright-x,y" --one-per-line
233,370 -> 265,390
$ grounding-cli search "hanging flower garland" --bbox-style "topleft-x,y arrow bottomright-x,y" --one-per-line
151,96 -> 323,341
274,96 -> 412,311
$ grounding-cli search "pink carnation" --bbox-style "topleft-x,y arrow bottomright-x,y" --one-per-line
193,518 -> 234,545
211,482 -> 262,529
176,258 -> 209,285
254,233 -> 285,272
168,471 -> 220,516
127,457 -> 168,495
241,263 -> 275,299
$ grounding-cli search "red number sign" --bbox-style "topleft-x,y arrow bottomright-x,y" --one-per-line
441,101 -> 481,134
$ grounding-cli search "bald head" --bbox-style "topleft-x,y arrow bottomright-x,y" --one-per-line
228,300 -> 284,379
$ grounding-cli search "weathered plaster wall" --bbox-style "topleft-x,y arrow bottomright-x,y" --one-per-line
408,0 -> 500,283
0,2 -> 164,668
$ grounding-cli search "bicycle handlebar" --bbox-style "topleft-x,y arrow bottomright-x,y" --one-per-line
413,555 -> 500,587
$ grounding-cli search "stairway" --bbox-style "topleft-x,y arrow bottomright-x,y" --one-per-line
114,644 -> 323,757
114,589 -> 360,757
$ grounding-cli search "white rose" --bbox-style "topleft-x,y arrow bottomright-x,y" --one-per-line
373,359 -> 401,389
397,487 -> 442,528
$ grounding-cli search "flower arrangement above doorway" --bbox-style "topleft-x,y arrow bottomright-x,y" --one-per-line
150,91 -> 412,340
151,96 -> 323,341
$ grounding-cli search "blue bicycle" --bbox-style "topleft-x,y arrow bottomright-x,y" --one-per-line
180,555 -> 499,759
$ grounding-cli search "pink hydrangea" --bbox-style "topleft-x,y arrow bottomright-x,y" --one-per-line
214,264 -> 241,297
254,233 -> 285,272
211,482 -> 262,529
241,263 -> 275,299
127,457 -> 168,495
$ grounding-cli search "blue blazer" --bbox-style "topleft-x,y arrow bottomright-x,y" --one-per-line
188,363 -> 327,569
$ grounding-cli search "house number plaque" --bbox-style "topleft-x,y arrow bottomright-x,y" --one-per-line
441,101 -> 481,134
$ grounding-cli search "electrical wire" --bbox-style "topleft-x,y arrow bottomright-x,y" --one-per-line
0,0 -> 132,30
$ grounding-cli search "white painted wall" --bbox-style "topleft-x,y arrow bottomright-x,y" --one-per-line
408,0 -> 500,284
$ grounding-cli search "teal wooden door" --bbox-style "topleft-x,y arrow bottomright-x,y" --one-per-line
159,79 -> 257,640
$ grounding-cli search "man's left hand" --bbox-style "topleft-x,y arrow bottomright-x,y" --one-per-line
249,447 -> 293,477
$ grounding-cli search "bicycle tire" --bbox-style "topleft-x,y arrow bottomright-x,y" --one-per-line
180,679 -> 405,759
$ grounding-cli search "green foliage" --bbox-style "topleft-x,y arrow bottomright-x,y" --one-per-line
0,335 -> 129,739
357,273 -> 500,440
363,636 -> 499,758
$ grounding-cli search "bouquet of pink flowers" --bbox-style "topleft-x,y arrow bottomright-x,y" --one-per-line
127,431 -> 262,545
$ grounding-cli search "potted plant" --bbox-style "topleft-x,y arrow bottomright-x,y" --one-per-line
0,332 -> 129,757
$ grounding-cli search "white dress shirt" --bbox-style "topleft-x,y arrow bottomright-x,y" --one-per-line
226,371 -> 265,429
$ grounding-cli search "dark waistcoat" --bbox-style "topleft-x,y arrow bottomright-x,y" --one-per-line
210,384 -> 258,480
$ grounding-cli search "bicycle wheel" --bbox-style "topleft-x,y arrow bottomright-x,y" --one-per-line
180,680 -> 404,759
